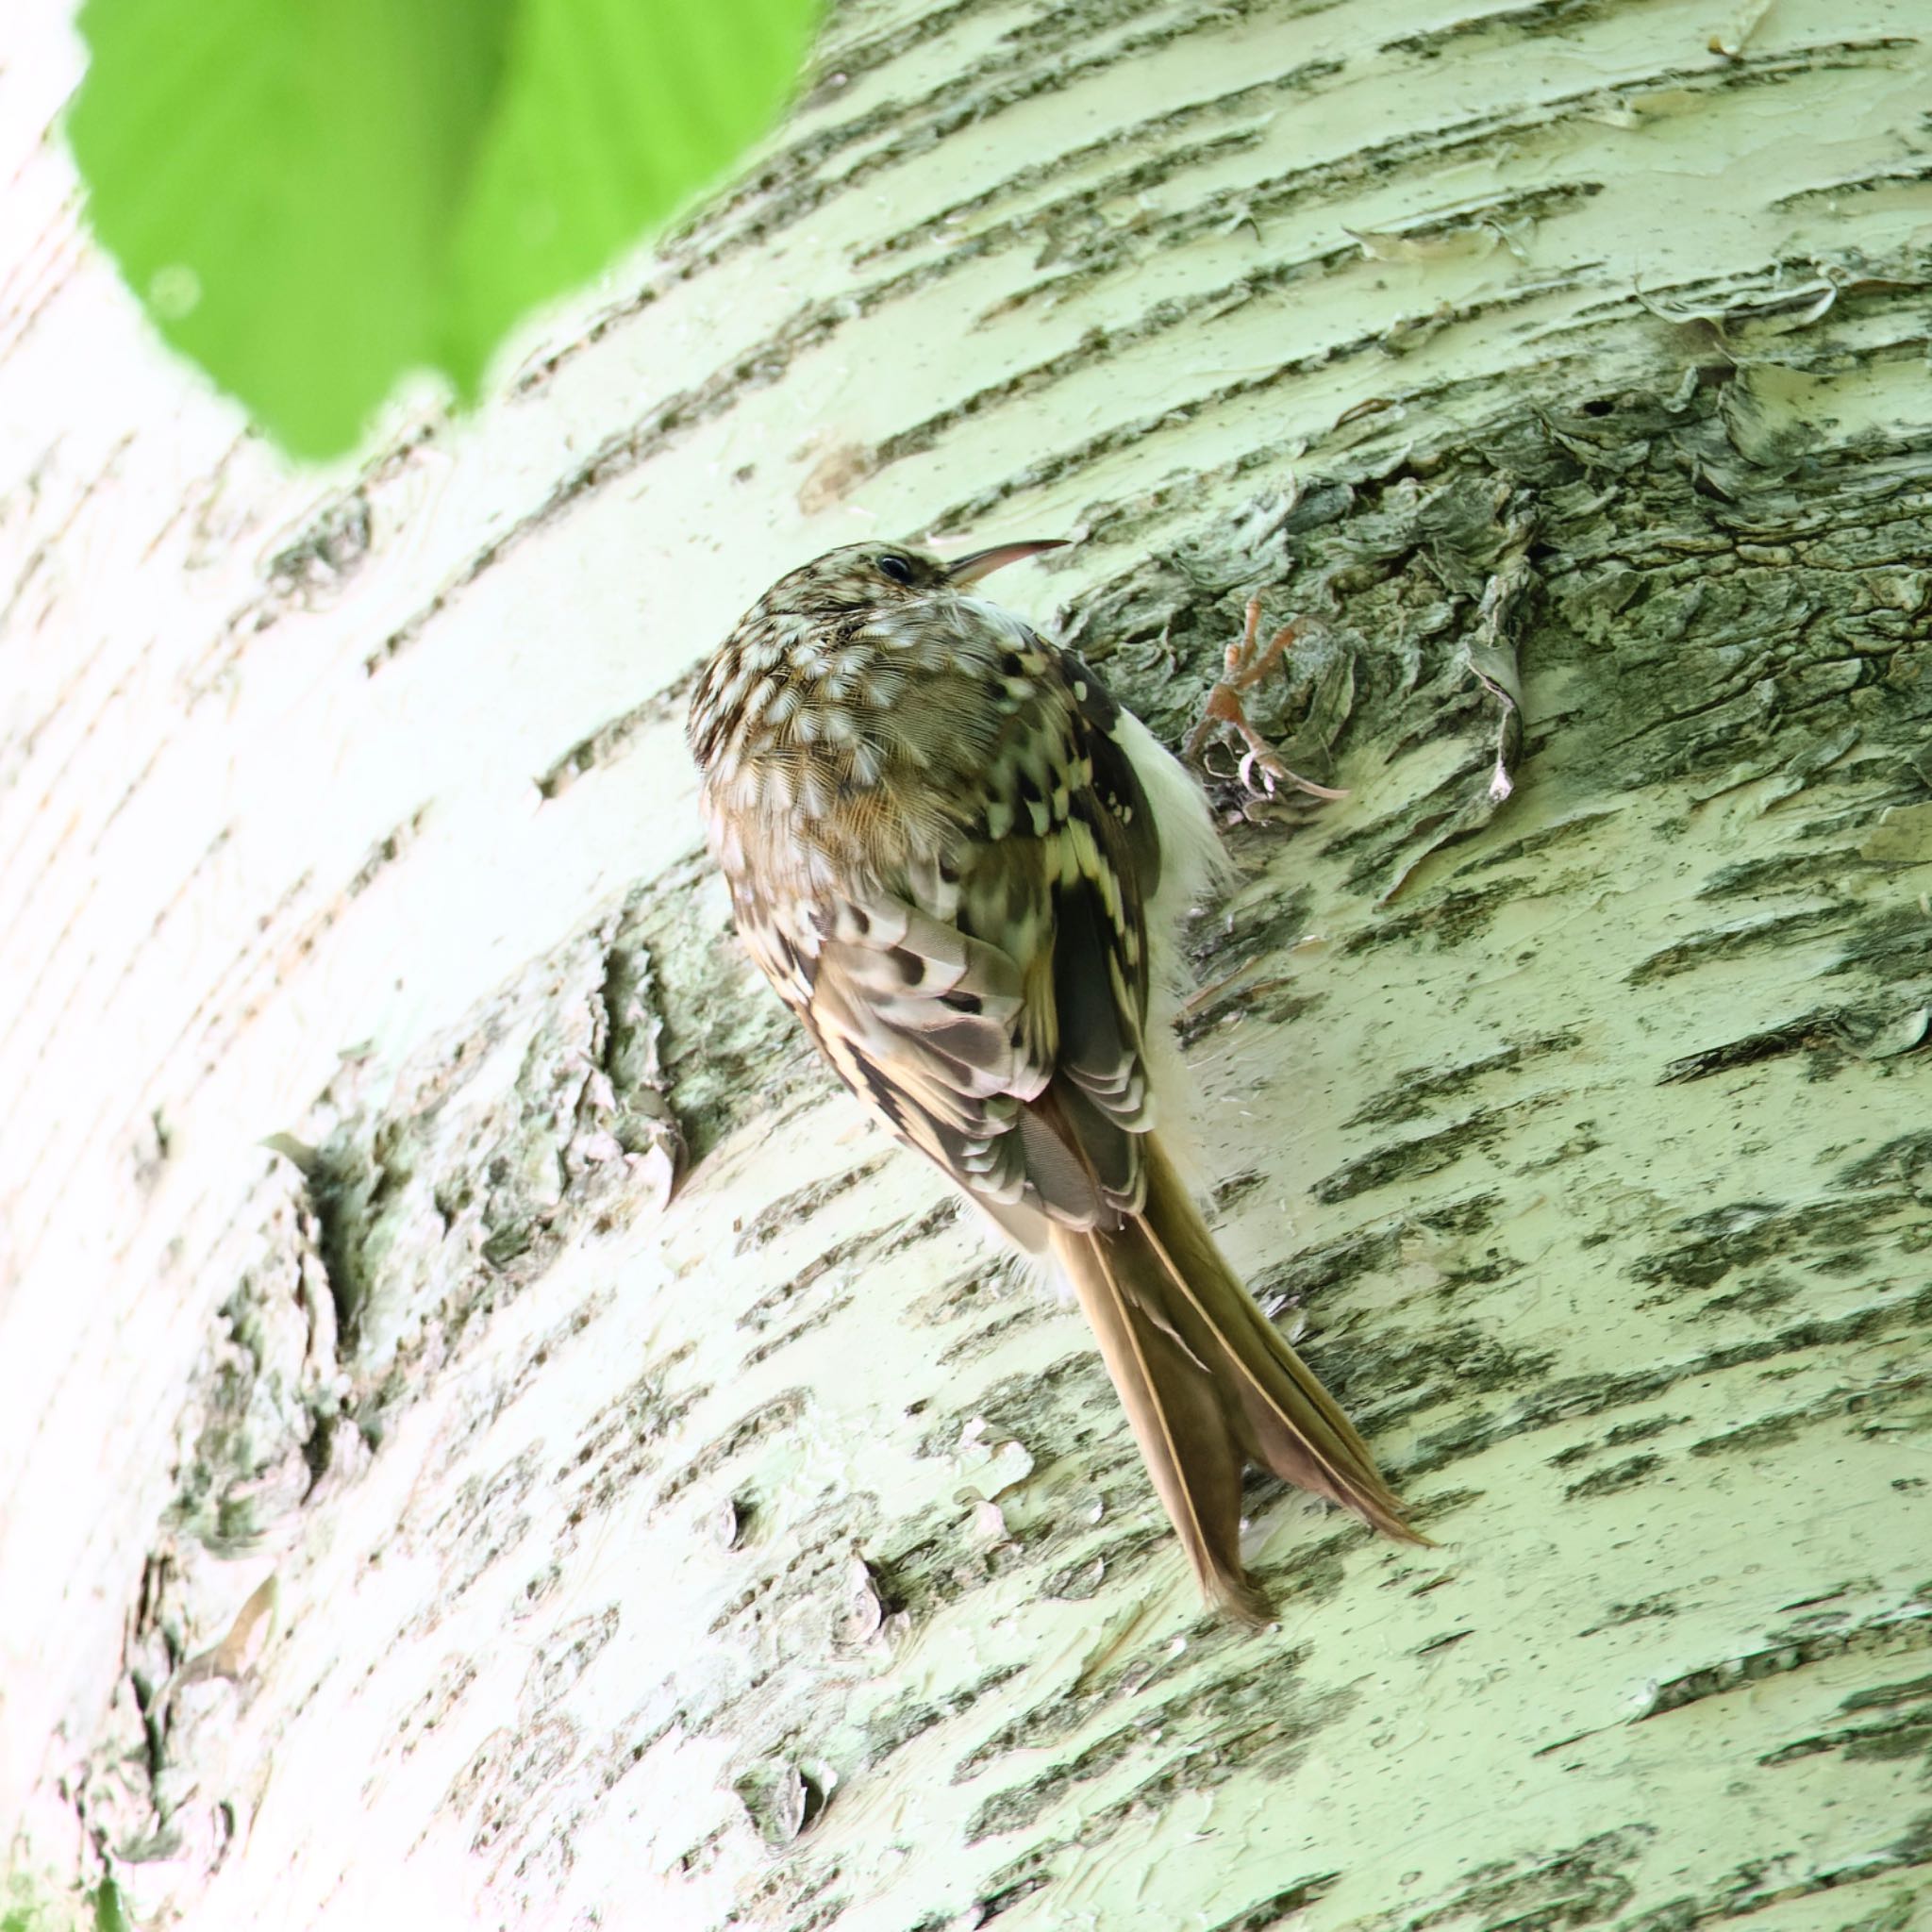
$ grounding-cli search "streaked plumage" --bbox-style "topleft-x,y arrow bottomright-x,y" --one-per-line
690,541 -> 1420,1621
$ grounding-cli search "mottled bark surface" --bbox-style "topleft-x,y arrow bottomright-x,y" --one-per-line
4,1 -> 1930,1928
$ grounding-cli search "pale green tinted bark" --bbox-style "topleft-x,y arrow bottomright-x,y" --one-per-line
3,2 -> 1929,1929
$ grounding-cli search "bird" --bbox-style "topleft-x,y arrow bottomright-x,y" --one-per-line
688,540 -> 1422,1622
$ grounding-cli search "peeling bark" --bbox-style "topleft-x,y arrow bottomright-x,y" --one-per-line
4,2 -> 1931,1929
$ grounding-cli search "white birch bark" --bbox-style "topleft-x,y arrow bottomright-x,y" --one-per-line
5,1 -> 1931,1927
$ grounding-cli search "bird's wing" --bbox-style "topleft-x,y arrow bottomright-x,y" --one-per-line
750,646 -> 1167,1235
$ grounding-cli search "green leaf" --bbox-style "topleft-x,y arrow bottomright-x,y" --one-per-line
68,0 -> 822,459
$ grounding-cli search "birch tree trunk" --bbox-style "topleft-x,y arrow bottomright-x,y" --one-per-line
5,1 -> 1931,1927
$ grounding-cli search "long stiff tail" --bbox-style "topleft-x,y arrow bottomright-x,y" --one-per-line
1051,1137 -> 1423,1624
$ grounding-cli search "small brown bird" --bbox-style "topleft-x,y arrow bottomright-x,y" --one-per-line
689,541 -> 1420,1621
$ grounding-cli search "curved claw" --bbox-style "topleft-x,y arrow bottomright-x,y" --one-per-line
1188,599 -> 1347,804
1237,747 -> 1349,801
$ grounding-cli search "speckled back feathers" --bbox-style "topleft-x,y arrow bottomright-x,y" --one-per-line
689,541 -> 1171,1236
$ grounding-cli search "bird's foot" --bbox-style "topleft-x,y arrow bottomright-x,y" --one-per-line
1184,598 -> 1348,801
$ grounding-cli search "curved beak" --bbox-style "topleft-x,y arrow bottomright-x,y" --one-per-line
946,539 -> 1066,584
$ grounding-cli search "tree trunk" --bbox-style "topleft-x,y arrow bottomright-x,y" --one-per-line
6,2 -> 1931,1927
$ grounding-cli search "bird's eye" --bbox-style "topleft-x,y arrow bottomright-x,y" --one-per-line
876,554 -> 914,585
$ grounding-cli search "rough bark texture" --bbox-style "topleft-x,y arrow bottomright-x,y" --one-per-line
4,1 -> 1931,1928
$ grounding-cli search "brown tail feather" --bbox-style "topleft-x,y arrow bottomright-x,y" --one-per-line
1051,1137 -> 1424,1624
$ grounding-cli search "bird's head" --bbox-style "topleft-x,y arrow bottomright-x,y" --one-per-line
751,538 -> 1065,625
690,538 -> 1065,776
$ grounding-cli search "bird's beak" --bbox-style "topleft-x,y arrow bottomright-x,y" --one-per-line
945,539 -> 1067,584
